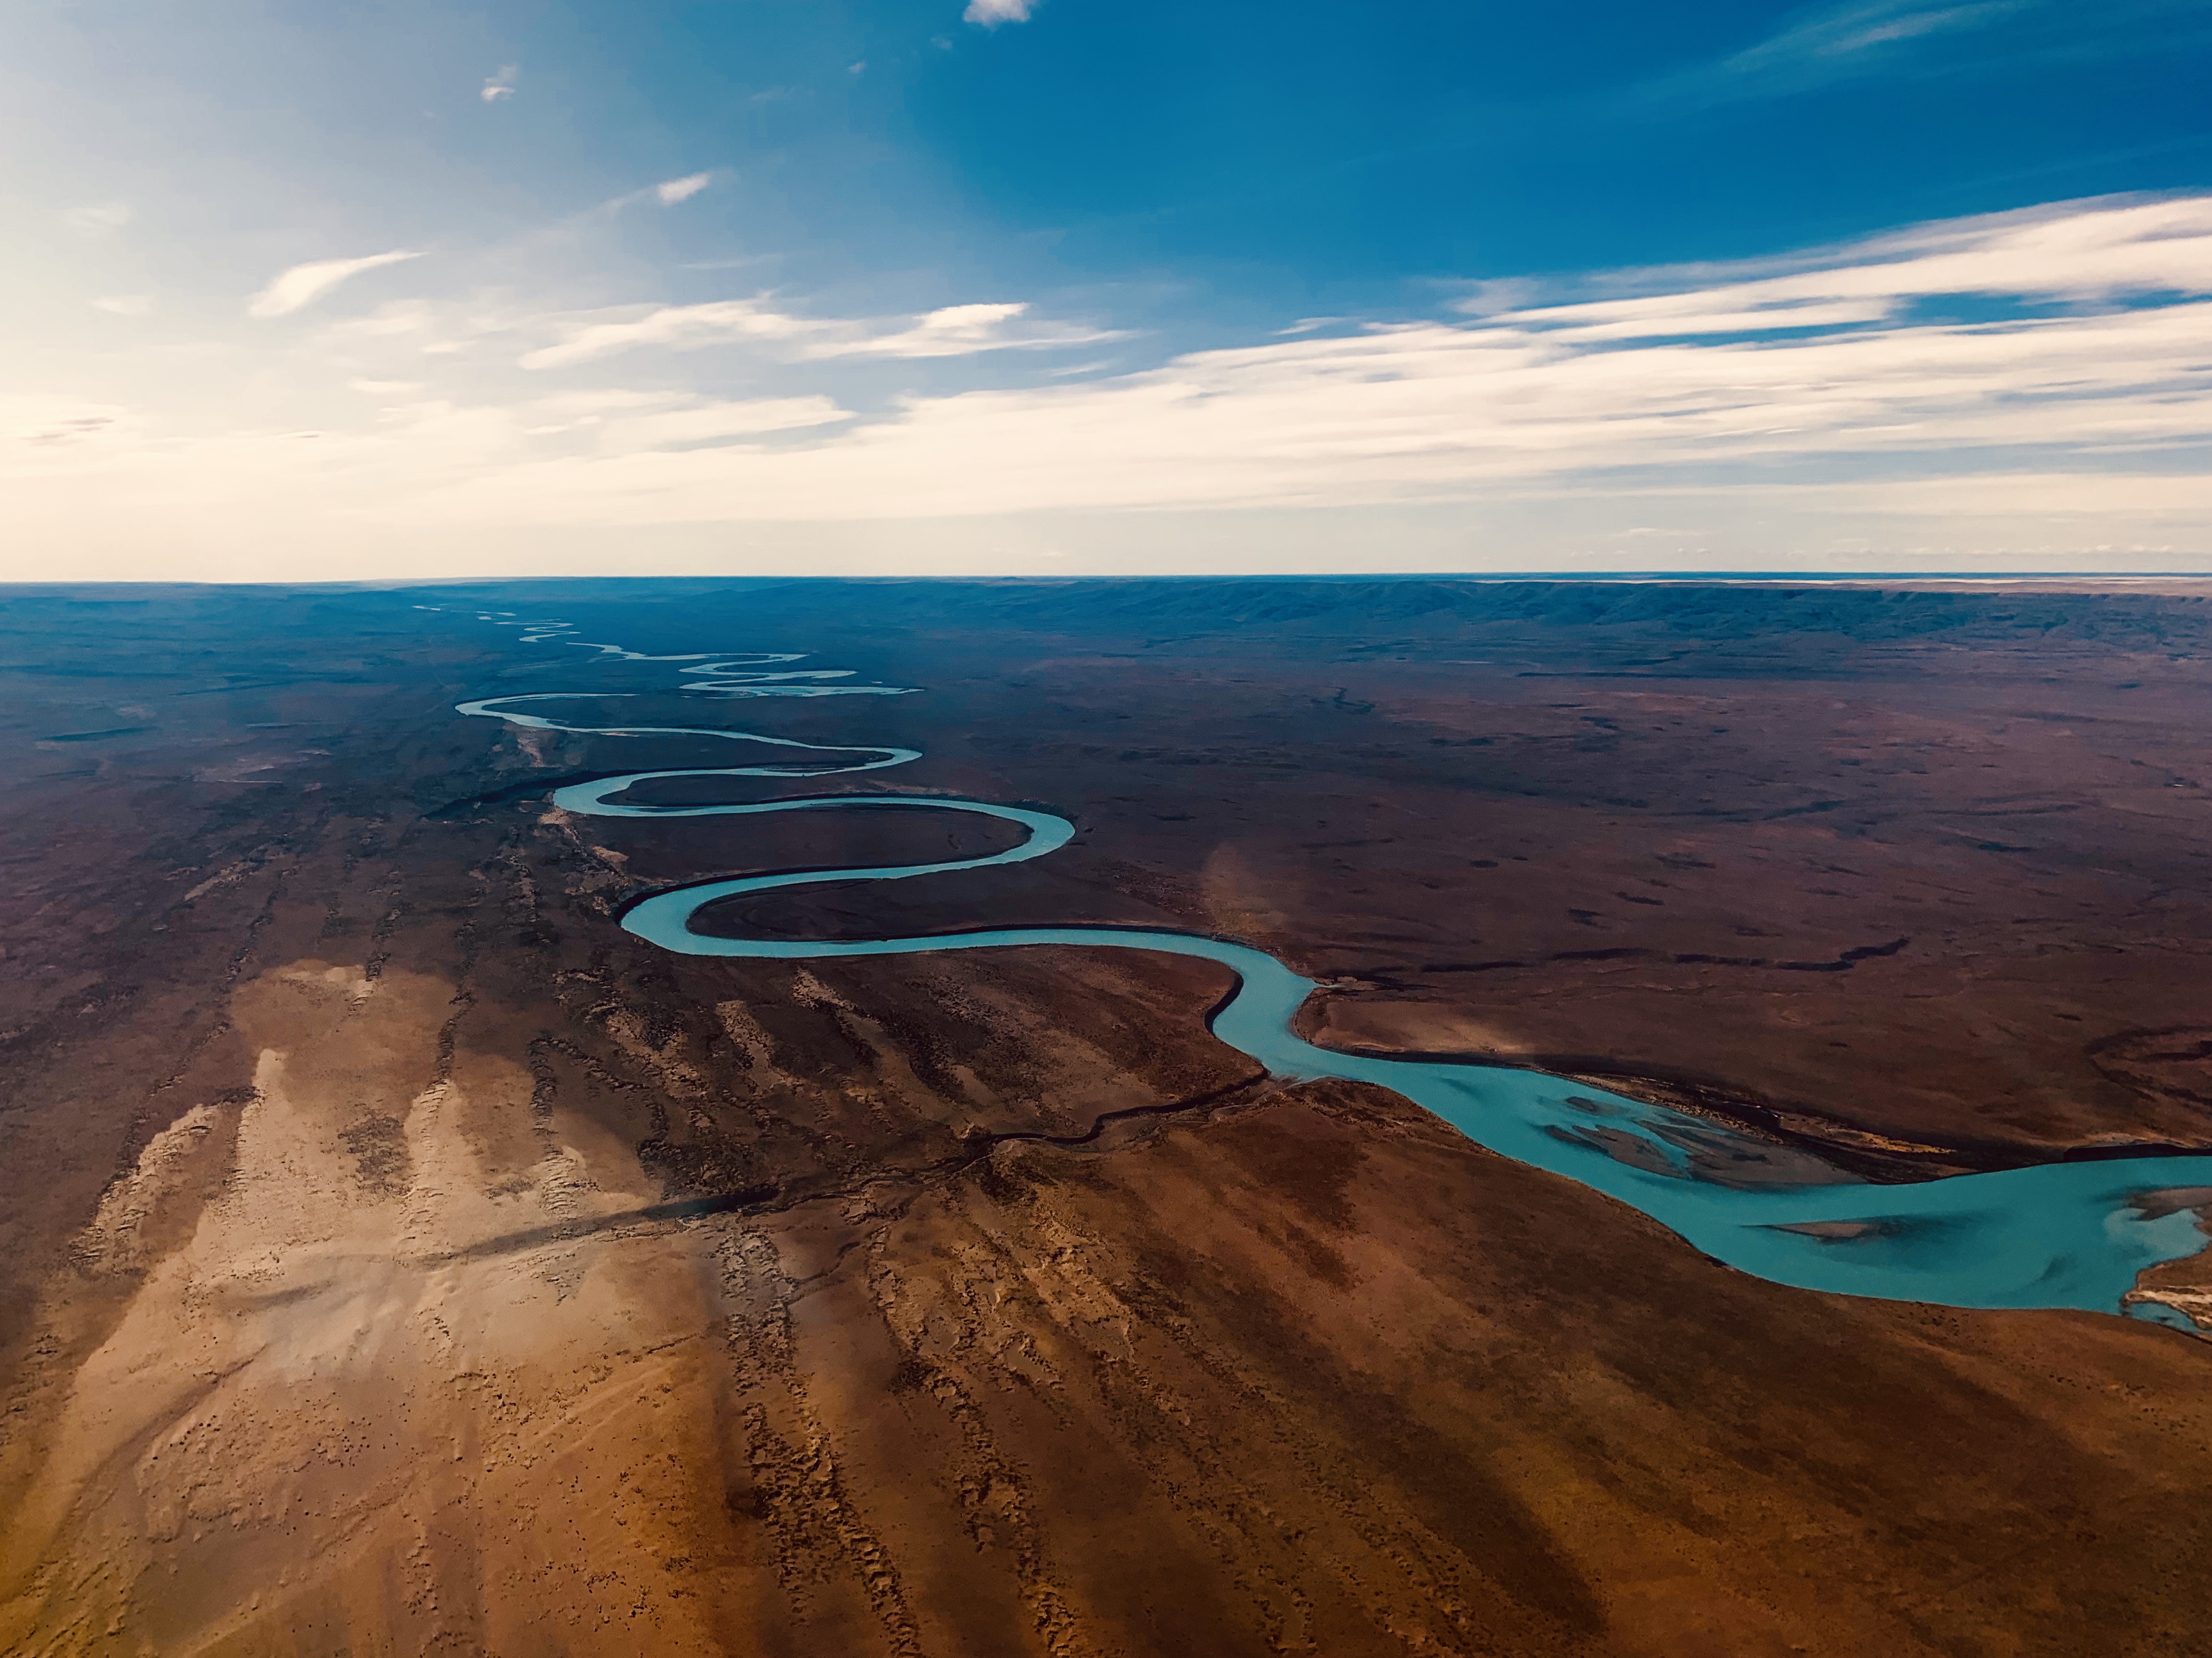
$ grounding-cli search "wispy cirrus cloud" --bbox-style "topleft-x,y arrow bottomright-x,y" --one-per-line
63,202 -> 132,235
1719,0 -> 2023,80
514,300 -> 816,369
518,391 -> 850,448
2,398 -> 139,450
1653,0 -> 2211,107
480,64 -> 518,103
248,250 -> 424,319
516,296 -> 1118,369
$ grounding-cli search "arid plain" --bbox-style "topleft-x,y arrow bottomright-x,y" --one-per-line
3,577 -> 2211,1657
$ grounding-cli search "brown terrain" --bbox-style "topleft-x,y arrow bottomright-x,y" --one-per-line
2,576 -> 2211,1656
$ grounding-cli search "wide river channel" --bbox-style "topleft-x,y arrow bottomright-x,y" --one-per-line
448,612 -> 2212,1329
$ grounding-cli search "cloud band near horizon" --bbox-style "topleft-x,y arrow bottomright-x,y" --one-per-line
12,193 -> 2212,574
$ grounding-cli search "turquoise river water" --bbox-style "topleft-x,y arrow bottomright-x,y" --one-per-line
441,610 -> 2212,1328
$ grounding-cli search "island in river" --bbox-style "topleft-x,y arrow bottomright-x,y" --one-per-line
2,575 -> 2210,1656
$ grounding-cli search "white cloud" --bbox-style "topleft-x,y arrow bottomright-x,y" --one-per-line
481,65 -> 518,102
12,193 -> 2212,577
517,296 -> 1118,369
964,0 -> 1036,24
63,202 -> 132,235
387,194 -> 2212,525
248,250 -> 424,319
655,173 -> 712,205
91,295 -> 152,316
1503,194 -> 2212,326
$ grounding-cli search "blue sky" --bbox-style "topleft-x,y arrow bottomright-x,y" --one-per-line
6,0 -> 2211,577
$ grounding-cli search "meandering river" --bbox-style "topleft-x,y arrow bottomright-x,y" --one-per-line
444,610 -> 2212,1328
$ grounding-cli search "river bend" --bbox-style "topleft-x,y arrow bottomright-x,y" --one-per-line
442,610 -> 2212,1328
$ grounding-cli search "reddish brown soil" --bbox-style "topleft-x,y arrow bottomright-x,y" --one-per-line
3,577 -> 2210,1656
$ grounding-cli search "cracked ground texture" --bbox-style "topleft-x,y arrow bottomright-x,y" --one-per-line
4,578 -> 2212,1656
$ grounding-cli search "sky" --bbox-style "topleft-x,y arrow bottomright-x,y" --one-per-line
6,0 -> 2212,579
